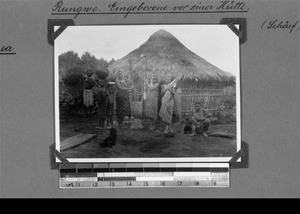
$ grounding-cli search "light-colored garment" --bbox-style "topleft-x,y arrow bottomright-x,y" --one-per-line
173,88 -> 182,119
145,83 -> 159,119
159,89 -> 174,124
83,89 -> 94,107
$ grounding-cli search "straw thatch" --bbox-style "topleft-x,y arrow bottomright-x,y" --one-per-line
107,29 -> 235,119
107,29 -> 234,84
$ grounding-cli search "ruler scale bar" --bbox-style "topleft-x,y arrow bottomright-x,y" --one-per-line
60,179 -> 228,188
59,163 -> 230,188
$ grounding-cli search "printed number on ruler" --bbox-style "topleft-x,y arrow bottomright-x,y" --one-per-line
64,182 -> 81,188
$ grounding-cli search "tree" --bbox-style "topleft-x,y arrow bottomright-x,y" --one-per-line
80,52 -> 99,71
58,50 -> 112,111
80,52 -> 110,79
108,58 -> 116,66
60,66 -> 85,110
59,51 -> 81,79
62,66 -> 84,87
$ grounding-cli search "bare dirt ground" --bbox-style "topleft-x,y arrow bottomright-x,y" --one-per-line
60,114 -> 237,159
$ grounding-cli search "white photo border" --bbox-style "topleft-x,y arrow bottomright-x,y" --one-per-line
53,23 -> 242,163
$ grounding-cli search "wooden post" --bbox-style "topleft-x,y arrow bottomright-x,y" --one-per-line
141,55 -> 147,118
128,60 -> 134,118
143,70 -> 146,118
112,84 -> 118,128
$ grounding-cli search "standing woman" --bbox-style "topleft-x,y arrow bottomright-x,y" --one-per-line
145,75 -> 159,120
115,71 -> 133,128
83,70 -> 95,116
159,74 -> 179,135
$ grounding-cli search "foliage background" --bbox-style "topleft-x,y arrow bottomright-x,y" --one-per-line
59,51 -> 114,112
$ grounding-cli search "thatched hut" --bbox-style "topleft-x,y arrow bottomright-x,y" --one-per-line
107,29 -> 235,119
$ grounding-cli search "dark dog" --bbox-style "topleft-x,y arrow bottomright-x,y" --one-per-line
100,128 -> 117,148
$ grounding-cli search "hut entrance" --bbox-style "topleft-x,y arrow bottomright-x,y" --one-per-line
130,74 -> 143,117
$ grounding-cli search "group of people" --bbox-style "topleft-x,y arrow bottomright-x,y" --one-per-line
82,69 -> 211,137
82,70 -> 114,128
82,69 -> 136,129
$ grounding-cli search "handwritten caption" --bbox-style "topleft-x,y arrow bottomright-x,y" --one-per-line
51,0 -> 249,19
0,45 -> 16,55
261,19 -> 299,34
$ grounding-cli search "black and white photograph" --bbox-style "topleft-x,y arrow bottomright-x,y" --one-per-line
54,25 -> 241,162
2,0 -> 300,197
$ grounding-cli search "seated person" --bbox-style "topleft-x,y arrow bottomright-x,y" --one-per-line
190,101 -> 211,137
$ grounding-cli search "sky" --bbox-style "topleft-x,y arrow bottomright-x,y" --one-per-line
55,25 -> 239,76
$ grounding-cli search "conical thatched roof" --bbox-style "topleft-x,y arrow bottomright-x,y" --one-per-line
107,29 -> 234,83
